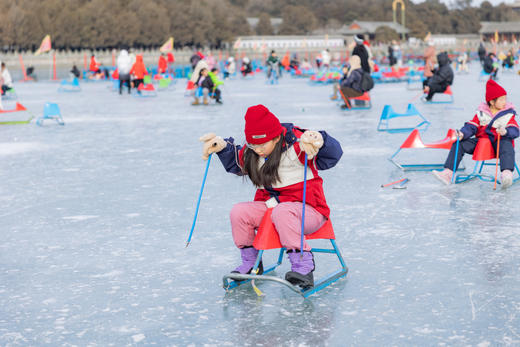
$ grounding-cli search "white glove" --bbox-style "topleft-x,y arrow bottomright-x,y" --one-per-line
497,127 -> 507,136
199,133 -> 226,160
300,130 -> 324,160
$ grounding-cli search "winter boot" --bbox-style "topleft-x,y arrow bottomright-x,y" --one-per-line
203,96 -> 209,105
191,99 -> 199,106
285,250 -> 315,289
501,169 -> 513,189
231,246 -> 263,275
432,168 -> 453,185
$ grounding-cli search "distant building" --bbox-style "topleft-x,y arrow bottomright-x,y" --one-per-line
247,17 -> 283,35
314,20 -> 409,40
509,0 -> 520,13
479,21 -> 520,42
233,35 -> 345,51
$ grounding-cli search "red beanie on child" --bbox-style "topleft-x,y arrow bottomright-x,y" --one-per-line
244,105 -> 283,144
485,79 -> 507,102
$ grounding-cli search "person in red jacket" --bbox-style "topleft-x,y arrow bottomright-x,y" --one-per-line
130,54 -> 148,92
89,54 -> 100,73
158,53 -> 167,74
433,79 -> 519,188
199,105 -> 343,289
167,52 -> 175,74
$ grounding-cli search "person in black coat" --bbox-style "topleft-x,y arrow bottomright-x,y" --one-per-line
478,42 -> 486,66
502,50 -> 515,69
339,55 -> 364,109
423,52 -> 454,101
483,52 -> 498,80
388,45 -> 396,66
352,34 -> 371,73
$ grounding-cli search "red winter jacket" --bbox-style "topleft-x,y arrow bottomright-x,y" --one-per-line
460,102 -> 519,142
89,57 -> 100,72
158,56 -> 167,73
216,124 -> 343,218
130,55 -> 148,79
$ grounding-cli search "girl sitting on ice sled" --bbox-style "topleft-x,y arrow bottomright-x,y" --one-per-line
432,79 -> 519,188
199,104 -> 343,289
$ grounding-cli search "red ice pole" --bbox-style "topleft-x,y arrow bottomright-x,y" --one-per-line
112,50 -> 116,67
381,178 -> 407,188
19,54 -> 28,81
52,52 -> 57,81
83,53 -> 87,72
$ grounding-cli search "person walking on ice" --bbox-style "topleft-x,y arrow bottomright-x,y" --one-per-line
432,79 -> 519,188
199,105 -> 343,289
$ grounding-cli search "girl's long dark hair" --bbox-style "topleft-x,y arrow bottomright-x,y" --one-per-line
242,136 -> 284,188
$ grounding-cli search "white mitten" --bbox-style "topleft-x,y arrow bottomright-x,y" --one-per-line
300,130 -> 324,159
199,133 -> 226,160
497,127 -> 507,136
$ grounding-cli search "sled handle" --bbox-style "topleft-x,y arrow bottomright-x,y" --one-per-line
300,153 -> 308,257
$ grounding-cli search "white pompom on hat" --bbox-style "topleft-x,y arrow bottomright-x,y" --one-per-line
354,35 -> 364,44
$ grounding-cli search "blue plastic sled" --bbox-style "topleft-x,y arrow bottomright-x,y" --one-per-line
377,104 -> 429,133
36,103 -> 64,126
58,77 -> 81,92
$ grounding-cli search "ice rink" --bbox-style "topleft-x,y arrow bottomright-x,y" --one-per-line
1,64 -> 520,346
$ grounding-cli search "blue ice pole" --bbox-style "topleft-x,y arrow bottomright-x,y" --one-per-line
300,153 -> 308,257
186,154 -> 212,247
451,132 -> 460,183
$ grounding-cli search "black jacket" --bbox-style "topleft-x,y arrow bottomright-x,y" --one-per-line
340,68 -> 363,92
478,44 -> 486,59
352,44 -> 371,73
428,52 -> 453,89
196,75 -> 214,90
483,55 -> 495,73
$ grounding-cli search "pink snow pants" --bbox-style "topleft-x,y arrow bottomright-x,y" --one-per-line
230,201 -> 326,251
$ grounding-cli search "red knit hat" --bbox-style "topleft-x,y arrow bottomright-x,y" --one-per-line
485,79 -> 507,102
244,105 -> 283,144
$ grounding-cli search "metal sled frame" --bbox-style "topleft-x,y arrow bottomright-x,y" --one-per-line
377,104 -> 430,133
390,128 -> 465,171
455,162 -> 520,184
222,214 -> 348,298
455,138 -> 520,184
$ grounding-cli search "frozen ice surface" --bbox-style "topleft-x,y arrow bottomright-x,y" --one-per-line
1,65 -> 519,346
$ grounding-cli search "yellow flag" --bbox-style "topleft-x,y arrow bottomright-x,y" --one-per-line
424,32 -> 431,42
35,35 -> 51,55
160,37 -> 174,52
494,30 -> 499,43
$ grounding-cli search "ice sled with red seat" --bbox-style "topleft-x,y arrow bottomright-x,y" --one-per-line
135,83 -> 157,97
222,208 -> 348,298
339,91 -> 372,111
0,102 -> 33,125
422,85 -> 454,104
389,128 -> 465,171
